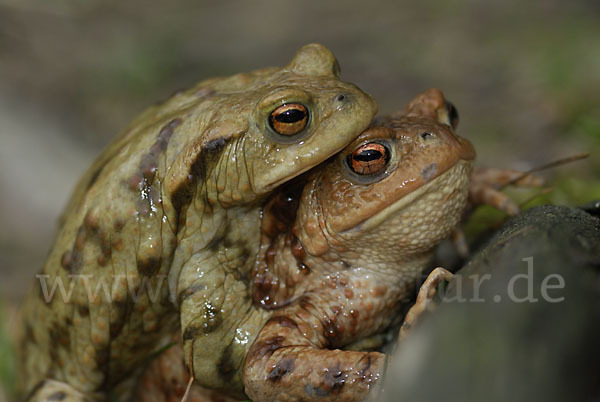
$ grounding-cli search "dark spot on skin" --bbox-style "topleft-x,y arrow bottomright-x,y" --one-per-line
182,304 -> 222,339
356,354 -> 374,382
109,300 -> 129,338
267,316 -> 299,330
322,313 -> 344,348
75,226 -> 87,251
182,324 -> 201,342
139,118 -> 182,184
155,118 -> 181,152
64,248 -> 82,273
65,216 -> 112,272
78,304 -> 90,317
322,364 -> 345,392
128,174 -> 143,191
60,251 -> 73,271
203,137 -> 227,152
171,181 -> 194,230
170,136 -> 230,234
323,319 -> 338,346
95,345 -> 110,371
140,154 -> 158,181
217,344 -> 237,382
251,336 -> 286,359
113,220 -> 125,232
129,118 -> 182,218
137,256 -> 162,276
420,163 -> 438,182
61,247 -> 83,274
47,391 -> 67,400
304,385 -> 330,397
83,212 -> 99,231
49,323 -> 70,349
267,356 -> 295,382
207,235 -> 224,251
177,283 -> 207,305
136,182 -> 162,217
206,224 -> 235,252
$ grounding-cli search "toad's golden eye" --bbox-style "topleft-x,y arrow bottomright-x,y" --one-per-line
348,142 -> 390,175
269,103 -> 309,136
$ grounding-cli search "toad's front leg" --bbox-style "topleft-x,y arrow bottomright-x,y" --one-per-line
398,267 -> 453,342
243,291 -> 389,402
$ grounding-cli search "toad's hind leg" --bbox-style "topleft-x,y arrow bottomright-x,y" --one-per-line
398,267 -> 454,342
25,379 -> 96,402
469,167 -> 544,215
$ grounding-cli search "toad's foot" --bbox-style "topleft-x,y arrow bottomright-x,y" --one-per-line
25,380 -> 95,402
398,267 -> 454,343
469,167 -> 544,215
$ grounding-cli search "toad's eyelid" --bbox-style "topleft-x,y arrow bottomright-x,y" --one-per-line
257,88 -> 313,110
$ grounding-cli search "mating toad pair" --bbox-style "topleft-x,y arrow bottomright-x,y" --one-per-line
20,44 -> 525,401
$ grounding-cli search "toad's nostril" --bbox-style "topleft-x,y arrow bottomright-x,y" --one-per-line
336,94 -> 347,102
420,132 -> 434,140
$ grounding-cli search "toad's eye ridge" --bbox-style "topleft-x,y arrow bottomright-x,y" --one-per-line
269,103 -> 309,136
348,142 -> 390,175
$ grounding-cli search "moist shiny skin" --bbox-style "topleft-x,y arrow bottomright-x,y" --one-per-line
136,88 -> 475,402
18,43 -> 377,401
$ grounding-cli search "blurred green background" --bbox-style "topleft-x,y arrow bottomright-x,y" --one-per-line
0,0 -> 599,399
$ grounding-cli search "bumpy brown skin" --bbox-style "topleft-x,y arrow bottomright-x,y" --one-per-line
136,89 -> 475,402
18,43 -> 377,401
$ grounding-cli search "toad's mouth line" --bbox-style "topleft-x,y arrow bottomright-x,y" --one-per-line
350,160 -> 472,232
263,140 -> 354,192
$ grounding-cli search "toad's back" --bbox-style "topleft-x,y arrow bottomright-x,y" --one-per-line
19,44 -> 377,401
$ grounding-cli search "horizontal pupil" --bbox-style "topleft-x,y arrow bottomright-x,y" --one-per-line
275,109 -> 305,123
354,149 -> 383,162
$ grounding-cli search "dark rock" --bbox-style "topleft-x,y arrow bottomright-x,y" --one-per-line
383,205 -> 600,402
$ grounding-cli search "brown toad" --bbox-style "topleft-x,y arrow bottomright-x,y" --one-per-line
135,88 -> 475,402
19,43 -> 377,401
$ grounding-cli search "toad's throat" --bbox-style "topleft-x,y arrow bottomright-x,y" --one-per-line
353,160 -> 472,232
